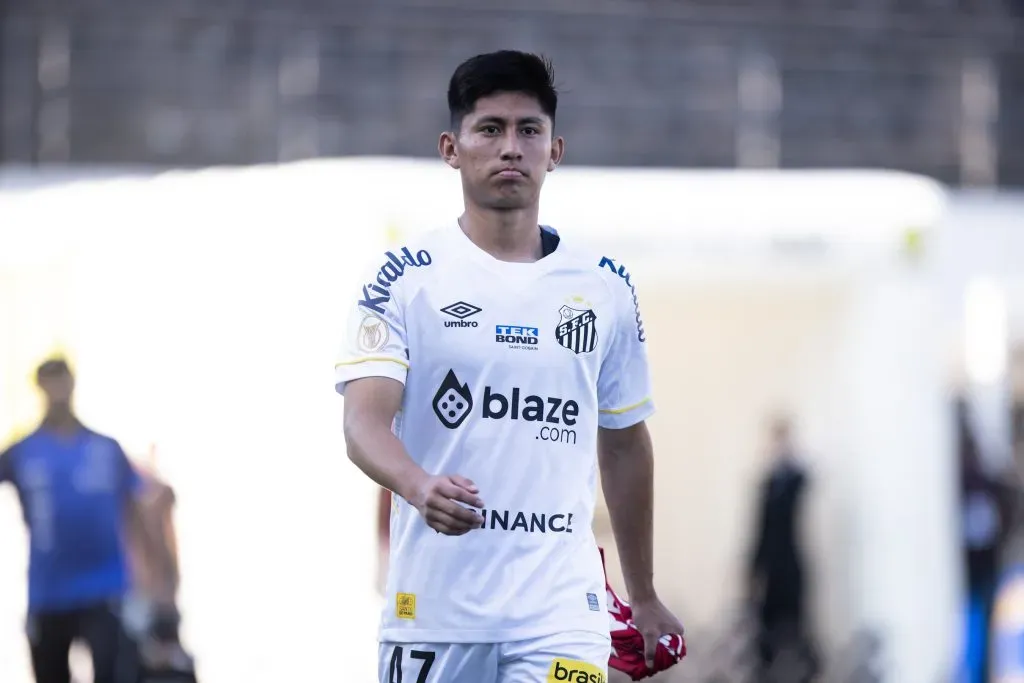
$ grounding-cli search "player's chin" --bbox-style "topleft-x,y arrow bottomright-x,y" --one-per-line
483,192 -> 533,211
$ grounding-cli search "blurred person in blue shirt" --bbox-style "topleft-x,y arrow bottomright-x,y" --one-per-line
0,357 -> 152,683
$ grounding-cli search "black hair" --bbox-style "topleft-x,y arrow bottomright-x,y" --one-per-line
447,50 -> 558,130
36,357 -> 71,383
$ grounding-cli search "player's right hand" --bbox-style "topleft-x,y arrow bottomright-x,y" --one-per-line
410,474 -> 485,536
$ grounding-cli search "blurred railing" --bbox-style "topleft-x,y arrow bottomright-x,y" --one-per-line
2,1 -> 1022,187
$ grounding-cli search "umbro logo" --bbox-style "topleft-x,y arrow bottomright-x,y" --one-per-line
441,301 -> 482,319
441,301 -> 482,328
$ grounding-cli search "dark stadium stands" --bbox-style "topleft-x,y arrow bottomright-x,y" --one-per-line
1,0 -> 1022,186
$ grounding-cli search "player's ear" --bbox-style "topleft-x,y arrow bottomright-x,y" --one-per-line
548,135 -> 565,172
439,131 -> 460,170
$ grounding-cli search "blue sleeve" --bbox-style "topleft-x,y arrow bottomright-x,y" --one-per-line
114,441 -> 144,498
0,444 -> 15,485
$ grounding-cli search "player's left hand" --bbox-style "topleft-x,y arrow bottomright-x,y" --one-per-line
629,596 -> 685,669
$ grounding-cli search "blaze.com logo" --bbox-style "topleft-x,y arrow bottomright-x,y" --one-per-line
432,370 -> 579,444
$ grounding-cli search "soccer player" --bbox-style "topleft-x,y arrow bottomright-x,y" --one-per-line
0,358 -> 153,683
336,50 -> 683,683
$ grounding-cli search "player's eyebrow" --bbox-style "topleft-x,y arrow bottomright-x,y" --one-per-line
474,115 -> 547,128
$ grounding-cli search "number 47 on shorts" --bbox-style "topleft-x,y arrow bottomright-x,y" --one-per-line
389,646 -> 435,683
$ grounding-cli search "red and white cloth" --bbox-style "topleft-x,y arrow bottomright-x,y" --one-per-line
601,547 -> 686,681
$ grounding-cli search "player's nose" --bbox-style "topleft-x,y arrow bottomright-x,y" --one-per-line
499,132 -> 523,160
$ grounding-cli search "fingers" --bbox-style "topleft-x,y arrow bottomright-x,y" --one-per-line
417,474 -> 486,535
424,509 -> 476,536
448,474 -> 479,495
642,632 -> 659,668
441,479 -> 485,509
423,487 -> 484,534
437,497 -> 484,528
640,622 -> 685,668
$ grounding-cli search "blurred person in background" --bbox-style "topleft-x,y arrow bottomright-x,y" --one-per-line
956,397 -> 1013,683
0,358 -> 157,683
991,395 -> 1024,683
747,415 -> 816,682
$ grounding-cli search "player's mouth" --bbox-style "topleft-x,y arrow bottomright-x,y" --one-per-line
495,167 -> 527,178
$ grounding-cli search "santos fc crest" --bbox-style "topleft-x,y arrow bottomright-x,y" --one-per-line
555,305 -> 597,355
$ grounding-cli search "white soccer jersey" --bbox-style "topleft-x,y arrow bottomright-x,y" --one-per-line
335,222 -> 655,644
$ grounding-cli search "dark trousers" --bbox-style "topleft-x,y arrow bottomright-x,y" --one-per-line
755,572 -> 818,683
27,601 -> 135,683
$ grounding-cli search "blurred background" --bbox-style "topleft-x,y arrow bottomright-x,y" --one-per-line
2,1 -> 1024,682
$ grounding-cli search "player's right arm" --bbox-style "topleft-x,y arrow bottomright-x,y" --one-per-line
341,377 -> 427,507
343,379 -> 485,536
336,256 -> 484,535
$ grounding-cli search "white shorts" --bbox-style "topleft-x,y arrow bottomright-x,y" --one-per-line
377,631 -> 610,683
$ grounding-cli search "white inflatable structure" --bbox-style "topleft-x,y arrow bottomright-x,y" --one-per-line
0,158 -> 955,683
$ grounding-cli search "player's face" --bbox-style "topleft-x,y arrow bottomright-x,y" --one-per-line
39,372 -> 74,408
440,92 -> 564,211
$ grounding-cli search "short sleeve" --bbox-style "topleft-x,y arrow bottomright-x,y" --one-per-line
114,440 -> 144,497
334,253 -> 412,395
597,259 -> 656,429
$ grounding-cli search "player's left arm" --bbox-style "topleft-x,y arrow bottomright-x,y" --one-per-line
596,261 -> 684,666
598,422 -> 656,600
117,443 -> 177,603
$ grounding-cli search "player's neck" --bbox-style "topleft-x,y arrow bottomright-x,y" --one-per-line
459,205 -> 542,263
41,408 -> 81,435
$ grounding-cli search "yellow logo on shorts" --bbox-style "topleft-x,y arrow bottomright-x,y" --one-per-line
396,593 -> 416,620
547,658 -> 606,683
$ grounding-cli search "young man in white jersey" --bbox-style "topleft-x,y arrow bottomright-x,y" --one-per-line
336,50 -> 684,683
